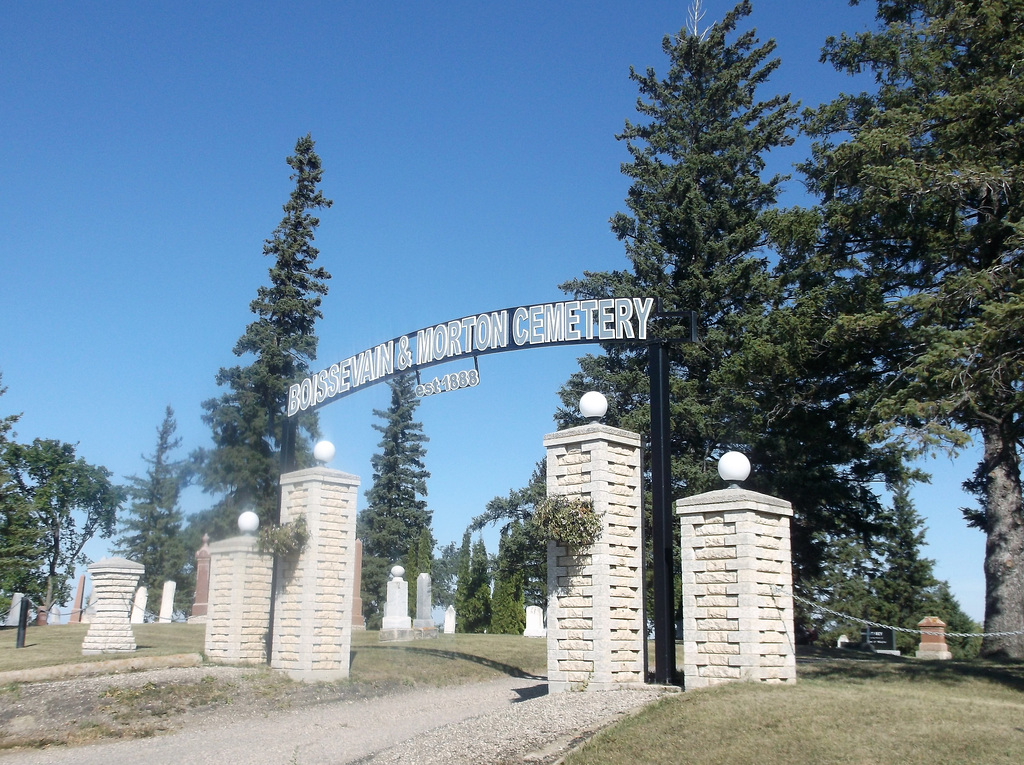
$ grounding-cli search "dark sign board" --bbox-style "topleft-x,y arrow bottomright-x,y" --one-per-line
861,626 -> 895,650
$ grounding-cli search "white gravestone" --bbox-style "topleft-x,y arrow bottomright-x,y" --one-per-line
523,605 -> 546,637
47,604 -> 60,624
444,605 -> 456,634
159,580 -> 176,622
382,566 -> 412,630
131,586 -> 148,624
414,572 -> 434,629
5,593 -> 23,627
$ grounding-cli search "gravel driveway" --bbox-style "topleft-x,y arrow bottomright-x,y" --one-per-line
0,671 -> 667,765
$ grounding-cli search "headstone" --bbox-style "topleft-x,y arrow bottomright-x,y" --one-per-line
524,605 -> 546,638
352,538 -> 366,630
862,626 -> 899,655
69,575 -> 86,623
189,534 -> 211,623
444,605 -> 456,634
47,604 -> 60,624
159,580 -> 176,622
382,566 -> 412,630
413,572 -> 434,629
6,593 -> 24,627
81,558 -> 144,654
81,589 -> 98,624
836,634 -> 850,649
131,586 -> 148,624
916,616 -> 953,660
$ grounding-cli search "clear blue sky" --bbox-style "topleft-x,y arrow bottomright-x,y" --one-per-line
1,1 -> 986,621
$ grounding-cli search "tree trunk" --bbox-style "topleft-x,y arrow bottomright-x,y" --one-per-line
980,423 -> 1024,659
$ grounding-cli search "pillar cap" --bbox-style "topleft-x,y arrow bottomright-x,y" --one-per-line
676,487 -> 793,517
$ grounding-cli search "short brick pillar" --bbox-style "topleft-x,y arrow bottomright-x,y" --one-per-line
544,423 -> 644,692
916,616 -> 953,660
677,488 -> 796,688
204,535 -> 273,665
271,466 -> 360,682
81,558 -> 144,654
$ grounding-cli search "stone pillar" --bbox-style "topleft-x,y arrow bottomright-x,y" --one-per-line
414,572 -> 434,630
69,576 -> 86,624
190,534 -> 211,622
271,466 -> 360,682
677,488 -> 796,689
544,423 -> 644,693
351,538 -> 365,630
159,580 -> 176,623
81,558 -> 144,654
204,536 -> 273,665
916,616 -> 953,660
130,586 -> 148,624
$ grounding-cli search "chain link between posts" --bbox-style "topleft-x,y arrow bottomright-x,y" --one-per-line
770,585 -> 1024,639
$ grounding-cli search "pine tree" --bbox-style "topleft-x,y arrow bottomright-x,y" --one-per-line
489,523 -> 527,634
404,526 -> 434,615
357,374 -> 431,624
197,134 -> 332,536
453,530 -> 472,631
431,540 -> 459,608
459,536 -> 492,633
113,406 -> 191,614
801,0 -> 1024,657
558,2 -> 911,636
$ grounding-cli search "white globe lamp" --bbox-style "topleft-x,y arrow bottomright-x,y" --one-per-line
579,391 -> 608,422
718,451 -> 751,487
237,510 -> 260,535
313,439 -> 336,464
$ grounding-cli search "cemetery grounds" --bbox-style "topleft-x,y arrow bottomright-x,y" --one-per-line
1,625 -> 1024,763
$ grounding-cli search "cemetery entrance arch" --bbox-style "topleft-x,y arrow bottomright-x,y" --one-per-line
285,297 -> 695,684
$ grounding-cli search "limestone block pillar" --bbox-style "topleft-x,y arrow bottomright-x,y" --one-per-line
81,558 -> 144,654
677,488 -> 796,688
204,536 -> 273,665
545,423 -> 644,692
271,466 -> 360,682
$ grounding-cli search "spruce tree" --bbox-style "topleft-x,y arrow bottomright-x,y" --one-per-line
113,406 -> 191,614
489,523 -> 527,634
558,2 -> 911,635
357,374 -> 432,624
453,530 -> 472,631
197,134 -> 332,536
801,0 -> 1024,657
460,536 -> 492,633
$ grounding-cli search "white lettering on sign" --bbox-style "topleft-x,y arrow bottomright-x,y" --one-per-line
286,297 -> 657,415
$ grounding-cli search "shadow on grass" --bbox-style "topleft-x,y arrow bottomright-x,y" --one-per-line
354,644 -> 546,680
797,645 -> 1024,693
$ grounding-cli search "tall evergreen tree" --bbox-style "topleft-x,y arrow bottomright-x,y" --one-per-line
404,526 -> 435,615
113,406 -> 191,614
196,134 -> 332,537
559,3 -> 912,635
801,0 -> 1024,657
459,536 -> 492,633
453,529 -> 473,631
357,374 -> 432,623
431,539 -> 459,608
489,522 -> 527,635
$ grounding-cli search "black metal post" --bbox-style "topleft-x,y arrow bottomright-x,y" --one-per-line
15,597 -> 30,648
649,341 -> 676,684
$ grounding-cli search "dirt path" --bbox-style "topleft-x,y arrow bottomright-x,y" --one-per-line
0,674 -> 549,765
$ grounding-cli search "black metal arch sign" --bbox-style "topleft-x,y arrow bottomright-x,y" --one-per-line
286,297 -> 657,416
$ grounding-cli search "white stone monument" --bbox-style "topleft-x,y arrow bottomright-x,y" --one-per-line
5,593 -> 23,627
443,605 -> 456,634
524,605 -> 546,638
159,580 -> 176,622
413,572 -> 436,635
380,565 -> 413,641
131,586 -> 148,624
81,558 -> 144,654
